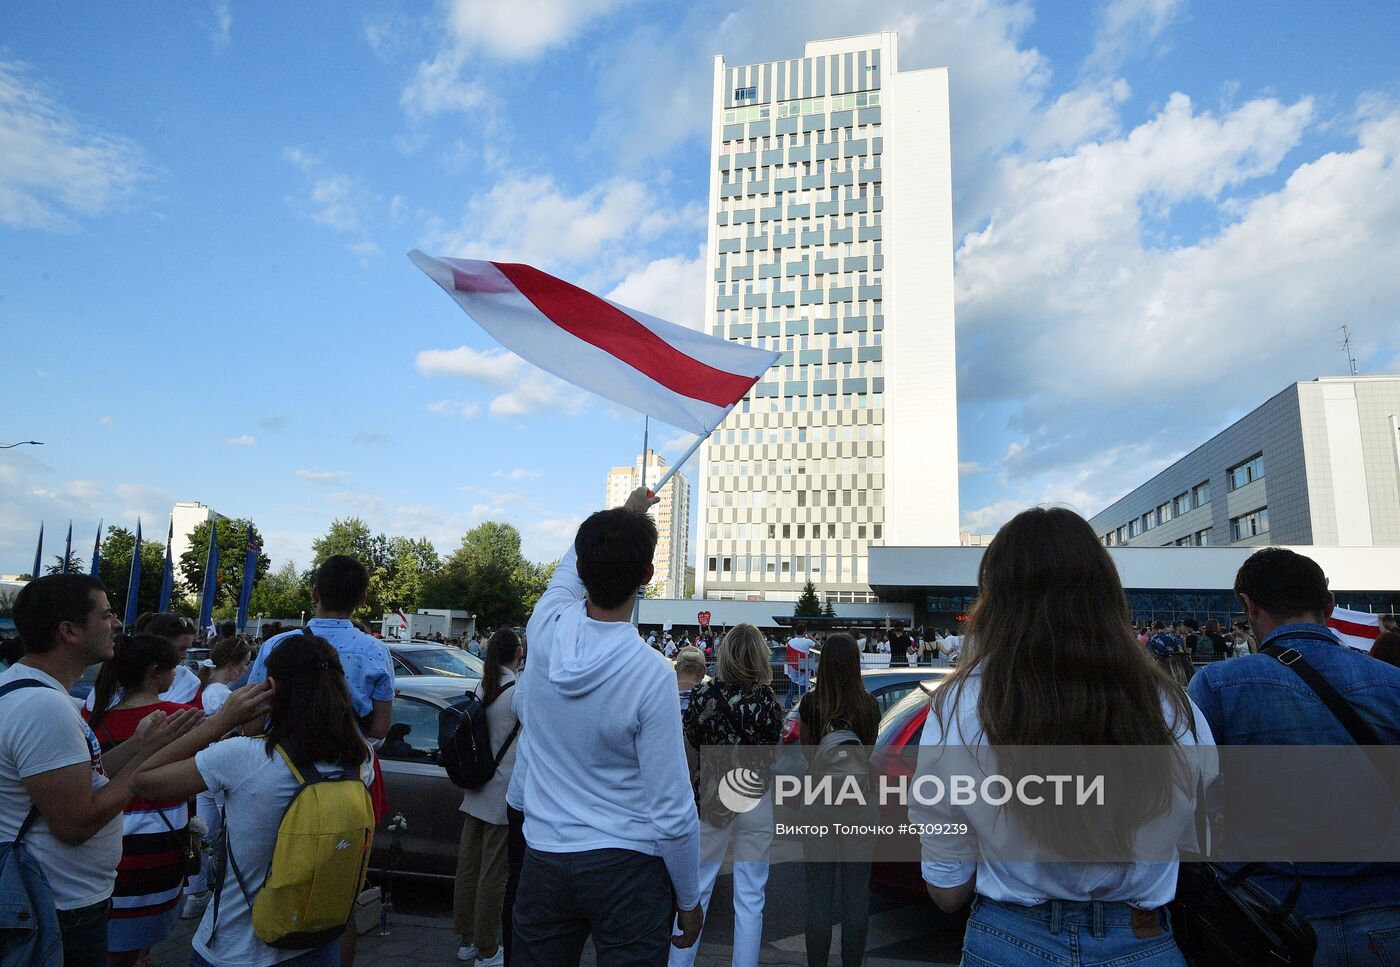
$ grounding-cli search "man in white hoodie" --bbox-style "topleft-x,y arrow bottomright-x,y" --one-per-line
508,487 -> 703,966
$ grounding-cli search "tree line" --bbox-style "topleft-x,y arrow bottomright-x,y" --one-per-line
59,517 -> 556,633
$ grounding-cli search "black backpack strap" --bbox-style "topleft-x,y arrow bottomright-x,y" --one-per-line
1262,638 -> 1400,806
2,678 -> 56,845
495,722 -> 521,766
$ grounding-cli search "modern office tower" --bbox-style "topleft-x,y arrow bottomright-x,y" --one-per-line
1091,376 -> 1400,548
605,450 -> 692,598
698,32 -> 959,603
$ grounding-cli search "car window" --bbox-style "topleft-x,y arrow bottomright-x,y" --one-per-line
874,682 -> 915,714
381,696 -> 441,762
391,655 -> 413,676
400,648 -> 482,678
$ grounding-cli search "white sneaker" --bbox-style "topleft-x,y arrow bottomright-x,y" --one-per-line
455,945 -> 478,962
180,890 -> 211,920
475,951 -> 504,967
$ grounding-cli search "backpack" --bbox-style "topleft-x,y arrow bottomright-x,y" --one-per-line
212,745 -> 374,950
809,717 -> 869,780
438,682 -> 520,791
0,679 -> 63,967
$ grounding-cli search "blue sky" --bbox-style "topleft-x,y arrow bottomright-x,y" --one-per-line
3,0 -> 1399,577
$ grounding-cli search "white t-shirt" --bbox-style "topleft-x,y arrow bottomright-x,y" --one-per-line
0,664 -> 124,910
193,737 -> 374,967
202,682 -> 231,717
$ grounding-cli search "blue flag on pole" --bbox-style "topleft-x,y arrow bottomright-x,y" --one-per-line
197,524 -> 220,637
31,524 -> 42,580
89,520 -> 103,578
124,520 -> 142,629
158,520 -> 174,612
236,525 -> 261,633
62,522 -> 72,575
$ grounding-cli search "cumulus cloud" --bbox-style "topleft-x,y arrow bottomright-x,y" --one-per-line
225,434 -> 256,446
416,345 -> 588,418
606,248 -> 707,332
0,58 -> 151,231
1084,0 -> 1186,75
416,346 -> 523,384
284,147 -> 372,234
399,0 -> 632,119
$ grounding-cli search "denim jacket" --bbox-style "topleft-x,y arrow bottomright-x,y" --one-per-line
1187,622 -> 1400,918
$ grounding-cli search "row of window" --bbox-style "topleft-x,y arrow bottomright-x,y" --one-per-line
1231,507 -> 1270,541
723,91 -> 880,124
1103,479 -> 1211,546
1166,529 -> 1213,547
711,487 -> 884,510
705,551 -> 874,581
710,457 -> 885,476
709,520 -> 886,541
739,393 -> 885,414
715,421 -> 884,445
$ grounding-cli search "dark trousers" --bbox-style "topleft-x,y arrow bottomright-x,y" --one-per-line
57,900 -> 109,967
511,847 -> 673,967
501,805 -> 525,966
804,861 -> 871,967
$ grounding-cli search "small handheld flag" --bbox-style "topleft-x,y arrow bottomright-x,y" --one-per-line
1328,608 -> 1381,653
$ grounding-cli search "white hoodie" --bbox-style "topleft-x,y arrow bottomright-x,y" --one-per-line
507,544 -> 700,909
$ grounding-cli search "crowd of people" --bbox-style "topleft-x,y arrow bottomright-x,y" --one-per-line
3,489 -> 1399,967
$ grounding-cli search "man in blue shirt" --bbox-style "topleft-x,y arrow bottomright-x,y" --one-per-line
247,554 -> 394,741
1188,547 -> 1400,964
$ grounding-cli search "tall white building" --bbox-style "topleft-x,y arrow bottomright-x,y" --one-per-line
698,32 -> 959,603
169,501 -> 220,570
604,450 -> 692,598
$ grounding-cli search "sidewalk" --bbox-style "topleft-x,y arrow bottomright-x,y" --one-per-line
150,910 -> 953,966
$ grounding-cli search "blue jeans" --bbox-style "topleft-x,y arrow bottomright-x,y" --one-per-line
57,900 -> 109,967
1310,905 -> 1400,967
961,896 -> 1185,967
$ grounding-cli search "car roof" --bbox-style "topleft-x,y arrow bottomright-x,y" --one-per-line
388,642 -> 457,652
859,667 -> 952,681
392,675 -> 479,703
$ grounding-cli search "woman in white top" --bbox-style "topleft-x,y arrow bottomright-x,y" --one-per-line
131,632 -> 374,967
453,628 -> 523,967
912,507 -> 1214,967
182,637 -> 254,917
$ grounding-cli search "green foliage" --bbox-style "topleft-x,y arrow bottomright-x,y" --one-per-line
177,518 -> 271,612
422,521 -> 533,631
822,597 -> 836,618
97,526 -> 167,621
44,551 -> 85,576
0,590 -> 15,619
248,560 -> 313,620
794,580 -> 822,618
306,519 -> 442,620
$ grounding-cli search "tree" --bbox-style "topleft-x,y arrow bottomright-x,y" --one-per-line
794,580 -> 822,618
381,536 -> 441,613
98,526 -> 167,620
305,520 -> 442,620
821,597 -> 836,618
177,518 -> 271,613
248,560 -> 313,619
44,551 -> 85,576
517,559 -> 557,618
642,579 -> 666,599
424,521 -> 530,631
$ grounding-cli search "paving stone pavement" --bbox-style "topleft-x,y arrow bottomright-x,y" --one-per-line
149,910 -> 949,966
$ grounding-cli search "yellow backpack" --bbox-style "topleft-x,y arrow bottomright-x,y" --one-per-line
213,745 -> 375,950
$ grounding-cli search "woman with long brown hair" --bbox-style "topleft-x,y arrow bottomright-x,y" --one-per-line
798,632 -> 879,967
913,507 -> 1213,967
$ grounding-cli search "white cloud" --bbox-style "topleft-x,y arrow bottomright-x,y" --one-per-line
416,346 -> 522,384
960,500 -> 1023,534
659,431 -> 699,457
399,0 -> 631,119
283,148 -> 380,248
416,346 -> 588,418
606,248 -> 707,331
1084,0 -> 1186,75
492,468 -> 541,480
210,0 -> 233,49
420,174 -> 702,275
295,469 -> 351,484
525,516 -> 584,561
348,240 -> 383,258
958,461 -> 985,476
0,58 -> 151,230
488,381 -> 586,419
65,481 -> 102,502
426,399 -> 481,419
225,434 -> 256,446
99,416 -> 114,426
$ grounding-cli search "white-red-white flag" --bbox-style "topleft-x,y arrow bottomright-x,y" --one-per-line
1328,608 -> 1381,653
410,251 -> 779,435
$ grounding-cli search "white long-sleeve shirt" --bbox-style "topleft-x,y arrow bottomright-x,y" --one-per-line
506,544 -> 701,909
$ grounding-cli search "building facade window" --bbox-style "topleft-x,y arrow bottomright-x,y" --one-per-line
1230,508 -> 1269,542
1194,529 -> 1212,546
1157,502 -> 1172,525
1173,493 -> 1190,516
1192,480 -> 1212,508
1228,454 -> 1265,491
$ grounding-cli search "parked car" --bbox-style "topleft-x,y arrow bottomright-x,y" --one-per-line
371,675 -> 480,878
869,678 -> 949,898
388,641 -> 483,679
780,665 -> 952,743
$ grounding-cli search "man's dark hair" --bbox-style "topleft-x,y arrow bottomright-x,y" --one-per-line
795,624 -> 807,635
313,555 -> 370,613
1234,547 -> 1331,620
574,509 -> 657,610
217,620 -> 237,639
13,574 -> 106,655
1182,618 -> 1200,631
1152,620 -> 1166,630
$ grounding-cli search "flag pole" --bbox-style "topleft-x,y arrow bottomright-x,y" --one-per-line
640,416 -> 649,492
649,427 -> 712,496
